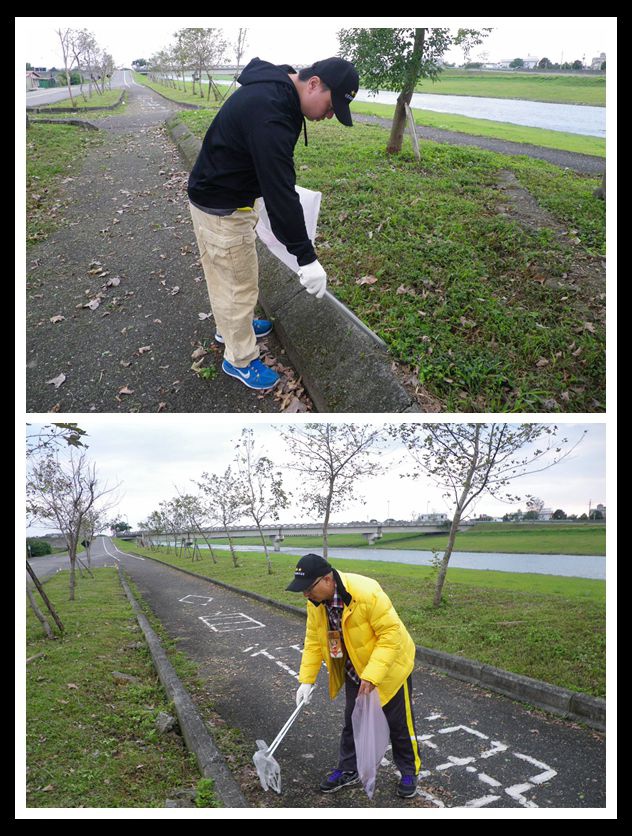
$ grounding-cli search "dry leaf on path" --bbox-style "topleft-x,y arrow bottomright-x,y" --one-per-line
46,373 -> 66,388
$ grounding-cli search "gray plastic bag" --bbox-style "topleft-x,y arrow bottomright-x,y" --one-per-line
351,688 -> 390,799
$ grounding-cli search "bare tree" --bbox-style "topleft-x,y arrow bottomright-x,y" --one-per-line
56,28 -> 77,107
280,423 -> 388,558
233,429 -> 288,574
396,423 -> 586,607
173,490 -> 218,563
27,451 -> 119,600
196,466 -> 245,568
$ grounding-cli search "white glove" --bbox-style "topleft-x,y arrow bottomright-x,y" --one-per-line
296,683 -> 314,706
298,260 -> 327,299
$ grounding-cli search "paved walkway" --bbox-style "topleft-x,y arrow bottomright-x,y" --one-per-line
25,83 -> 293,413
48,538 -> 606,810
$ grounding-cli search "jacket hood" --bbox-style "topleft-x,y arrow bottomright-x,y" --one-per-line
237,57 -> 297,88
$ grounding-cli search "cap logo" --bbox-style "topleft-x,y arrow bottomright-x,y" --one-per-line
345,90 -> 357,101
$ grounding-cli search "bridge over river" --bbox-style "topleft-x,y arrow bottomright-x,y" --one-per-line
121,520 -> 463,547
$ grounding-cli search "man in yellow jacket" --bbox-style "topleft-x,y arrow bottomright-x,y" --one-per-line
286,553 -> 421,798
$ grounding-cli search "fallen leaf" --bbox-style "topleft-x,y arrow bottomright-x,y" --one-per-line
137,346 -> 152,355
191,347 -> 207,361
356,275 -> 378,286
106,277 -> 121,287
536,357 -> 549,367
118,385 -> 134,396
46,373 -> 66,389
583,321 -> 596,333
84,298 -> 101,311
50,315 -> 65,324
67,683 -> 79,689
284,397 -> 308,413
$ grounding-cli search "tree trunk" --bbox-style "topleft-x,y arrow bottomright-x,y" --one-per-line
386,28 -> 425,155
256,521 -> 273,573
225,526 -> 239,567
432,425 -> 480,607
387,96 -> 410,154
26,560 -> 65,634
27,586 -> 54,639
322,479 -> 335,559
68,544 -> 77,601
432,511 -> 461,607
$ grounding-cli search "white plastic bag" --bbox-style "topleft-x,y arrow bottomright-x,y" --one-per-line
255,186 -> 322,274
351,688 -> 390,799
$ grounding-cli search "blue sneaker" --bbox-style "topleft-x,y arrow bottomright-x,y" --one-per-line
397,774 -> 418,798
319,769 -> 360,793
215,319 -> 273,344
221,358 -> 280,390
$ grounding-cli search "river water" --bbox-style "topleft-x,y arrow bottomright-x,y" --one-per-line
199,544 -> 605,580
354,88 -> 605,138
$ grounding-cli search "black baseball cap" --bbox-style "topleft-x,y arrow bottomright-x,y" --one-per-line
311,57 -> 359,126
286,553 -> 333,592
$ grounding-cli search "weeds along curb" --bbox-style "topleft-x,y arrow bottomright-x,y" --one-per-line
166,114 -> 420,413
116,564 -> 250,808
126,550 -> 606,733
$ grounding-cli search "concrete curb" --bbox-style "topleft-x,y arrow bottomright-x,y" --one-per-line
116,565 -> 250,808
165,114 -> 420,413
127,550 -> 606,732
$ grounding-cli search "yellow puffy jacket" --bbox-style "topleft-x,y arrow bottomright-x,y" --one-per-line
298,571 -> 416,706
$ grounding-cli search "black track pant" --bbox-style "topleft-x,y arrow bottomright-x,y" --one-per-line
337,675 -> 421,776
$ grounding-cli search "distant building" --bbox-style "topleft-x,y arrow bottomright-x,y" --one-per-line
498,56 -> 540,69
538,508 -> 554,521
415,512 -> 449,523
26,70 -> 43,91
591,52 -> 606,70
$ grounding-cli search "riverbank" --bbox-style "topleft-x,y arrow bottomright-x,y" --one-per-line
113,540 -> 605,697
200,523 -> 607,556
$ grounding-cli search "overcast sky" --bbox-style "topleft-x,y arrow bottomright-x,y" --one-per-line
24,419 -> 606,535
18,17 -> 615,72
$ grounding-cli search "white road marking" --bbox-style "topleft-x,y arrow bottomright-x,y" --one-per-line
199,612 -> 264,632
179,594 -> 213,606
101,539 -> 144,560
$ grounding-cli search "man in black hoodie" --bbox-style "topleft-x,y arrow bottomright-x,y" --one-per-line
188,56 -> 359,391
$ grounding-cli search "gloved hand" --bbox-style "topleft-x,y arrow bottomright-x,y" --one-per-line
298,260 -> 327,299
296,683 -> 314,706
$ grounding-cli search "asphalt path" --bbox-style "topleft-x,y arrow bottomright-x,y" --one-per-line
25,76 -> 293,414
29,536 -> 606,810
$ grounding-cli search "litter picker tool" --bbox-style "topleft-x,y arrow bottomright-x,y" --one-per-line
253,685 -> 315,793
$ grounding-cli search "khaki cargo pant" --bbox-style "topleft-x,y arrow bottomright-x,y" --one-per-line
189,201 -> 260,368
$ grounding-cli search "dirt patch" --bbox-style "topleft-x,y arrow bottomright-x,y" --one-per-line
494,169 -> 606,313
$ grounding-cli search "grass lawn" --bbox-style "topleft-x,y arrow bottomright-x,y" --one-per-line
181,107 -> 605,412
26,122 -> 104,247
114,540 -> 606,698
414,70 -> 606,106
25,568 -> 220,808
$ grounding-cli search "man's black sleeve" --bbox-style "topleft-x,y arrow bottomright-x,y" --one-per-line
247,116 -> 317,266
